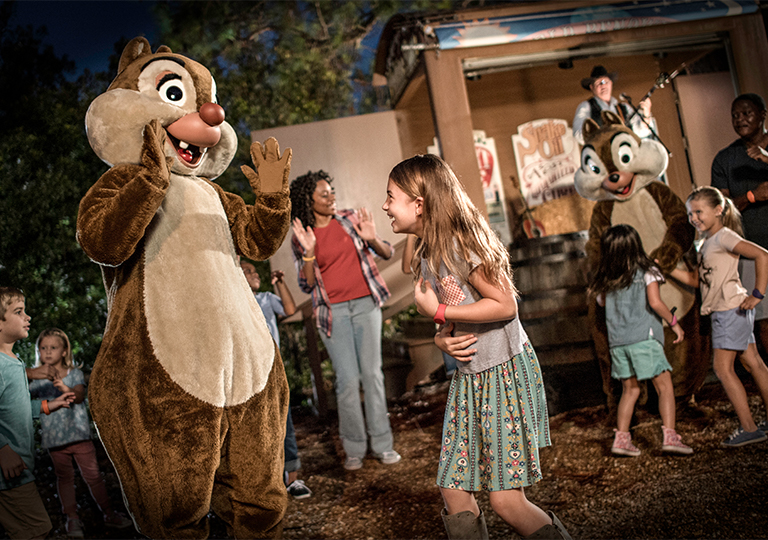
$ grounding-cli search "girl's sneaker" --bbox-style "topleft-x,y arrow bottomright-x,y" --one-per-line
286,479 -> 313,500
611,430 -> 641,457
104,511 -> 133,529
66,517 -> 84,538
721,427 -> 767,448
661,426 -> 693,455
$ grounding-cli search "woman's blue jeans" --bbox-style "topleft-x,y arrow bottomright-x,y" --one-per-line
320,295 -> 394,459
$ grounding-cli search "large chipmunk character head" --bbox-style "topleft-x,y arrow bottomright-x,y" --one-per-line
85,36 -> 237,179
574,111 -> 668,201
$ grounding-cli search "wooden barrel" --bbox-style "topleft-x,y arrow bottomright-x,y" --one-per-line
510,231 -> 590,320
510,231 -> 602,413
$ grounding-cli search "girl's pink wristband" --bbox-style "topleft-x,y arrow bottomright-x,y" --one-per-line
433,304 -> 447,325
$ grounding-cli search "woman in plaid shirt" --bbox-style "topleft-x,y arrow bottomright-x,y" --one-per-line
290,171 -> 400,471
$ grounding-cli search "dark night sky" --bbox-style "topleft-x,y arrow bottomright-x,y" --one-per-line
10,0 -> 159,76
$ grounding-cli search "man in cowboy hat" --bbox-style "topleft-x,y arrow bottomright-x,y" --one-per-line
572,65 -> 656,144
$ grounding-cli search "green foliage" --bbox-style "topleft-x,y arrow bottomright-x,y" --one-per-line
278,319 -> 333,409
278,320 -> 313,404
382,303 -> 420,340
0,5 -> 110,368
152,0 -> 451,199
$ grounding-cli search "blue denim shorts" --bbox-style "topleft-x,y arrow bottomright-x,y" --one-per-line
610,338 -> 671,381
738,259 -> 768,321
711,306 -> 755,351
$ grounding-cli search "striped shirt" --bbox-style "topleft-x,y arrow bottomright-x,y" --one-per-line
292,209 -> 393,337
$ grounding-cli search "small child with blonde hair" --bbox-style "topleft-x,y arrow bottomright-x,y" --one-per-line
29,327 -> 132,537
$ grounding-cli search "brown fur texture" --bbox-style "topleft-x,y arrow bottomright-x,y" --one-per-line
575,112 -> 709,413
77,37 -> 291,538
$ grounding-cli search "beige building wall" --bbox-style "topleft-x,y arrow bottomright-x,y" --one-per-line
675,71 -> 738,187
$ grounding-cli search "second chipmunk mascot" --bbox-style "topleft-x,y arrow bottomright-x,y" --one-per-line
77,37 -> 292,538
574,111 -> 709,414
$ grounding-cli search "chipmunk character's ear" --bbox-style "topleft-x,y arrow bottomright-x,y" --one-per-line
601,110 -> 624,127
582,118 -> 601,144
117,37 -> 156,75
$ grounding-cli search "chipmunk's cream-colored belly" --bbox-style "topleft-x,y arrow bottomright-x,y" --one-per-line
143,175 -> 274,407
612,190 -> 695,317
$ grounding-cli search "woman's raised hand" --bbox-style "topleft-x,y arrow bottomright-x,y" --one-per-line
353,207 -> 377,242
292,217 -> 316,255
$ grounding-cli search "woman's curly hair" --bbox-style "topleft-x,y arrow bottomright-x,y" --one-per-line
290,170 -> 333,228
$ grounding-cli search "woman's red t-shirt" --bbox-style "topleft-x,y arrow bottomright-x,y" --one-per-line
313,219 -> 371,303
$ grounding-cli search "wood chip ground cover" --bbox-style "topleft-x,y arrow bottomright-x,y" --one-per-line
35,380 -> 766,539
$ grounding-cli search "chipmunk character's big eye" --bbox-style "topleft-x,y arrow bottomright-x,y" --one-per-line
581,149 -> 602,175
157,73 -> 187,107
617,142 -> 633,164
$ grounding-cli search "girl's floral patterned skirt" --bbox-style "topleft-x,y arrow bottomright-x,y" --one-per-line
437,341 -> 550,491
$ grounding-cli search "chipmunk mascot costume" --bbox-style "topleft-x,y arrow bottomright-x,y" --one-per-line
76,37 -> 292,539
574,111 -> 709,414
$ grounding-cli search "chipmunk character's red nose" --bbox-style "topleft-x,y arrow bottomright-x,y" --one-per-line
200,102 -> 225,127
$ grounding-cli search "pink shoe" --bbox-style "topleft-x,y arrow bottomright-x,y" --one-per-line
661,426 -> 693,455
611,430 -> 641,456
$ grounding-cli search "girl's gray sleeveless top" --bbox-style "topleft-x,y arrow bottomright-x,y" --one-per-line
421,255 -> 528,374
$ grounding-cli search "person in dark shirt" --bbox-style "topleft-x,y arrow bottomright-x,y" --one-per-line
711,93 -> 768,356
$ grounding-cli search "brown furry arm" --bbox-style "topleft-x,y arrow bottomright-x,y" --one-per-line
209,182 -> 291,261
586,201 -> 614,274
76,164 -> 168,266
646,182 -> 694,274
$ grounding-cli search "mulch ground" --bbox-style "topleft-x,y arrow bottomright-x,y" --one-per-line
28,377 -> 768,540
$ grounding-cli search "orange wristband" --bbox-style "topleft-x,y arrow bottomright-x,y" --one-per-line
42,400 -> 50,415
747,190 -> 756,204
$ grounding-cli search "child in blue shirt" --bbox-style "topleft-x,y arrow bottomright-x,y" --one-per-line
240,261 -> 312,500
589,226 -> 691,457
0,287 -> 74,540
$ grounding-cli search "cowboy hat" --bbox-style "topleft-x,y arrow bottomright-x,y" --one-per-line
581,65 -> 618,90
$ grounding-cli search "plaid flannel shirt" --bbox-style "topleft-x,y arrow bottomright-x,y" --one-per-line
292,209 -> 393,337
